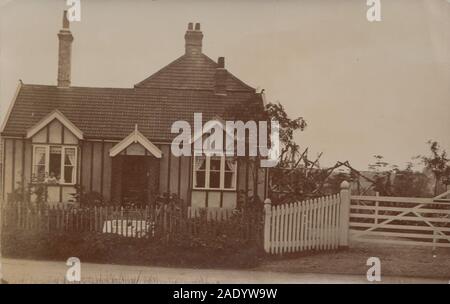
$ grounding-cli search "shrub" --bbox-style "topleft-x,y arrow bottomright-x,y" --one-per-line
1,229 -> 263,269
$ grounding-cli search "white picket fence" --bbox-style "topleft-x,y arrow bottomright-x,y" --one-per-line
263,182 -> 450,254
263,192 -> 346,254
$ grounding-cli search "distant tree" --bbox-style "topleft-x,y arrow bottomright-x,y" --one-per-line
366,156 -> 432,197
367,155 -> 392,195
418,141 -> 450,195
392,163 -> 432,197
368,155 -> 390,173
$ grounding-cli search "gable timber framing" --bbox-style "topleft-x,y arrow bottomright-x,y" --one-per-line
109,125 -> 162,158
26,110 -> 83,140
190,117 -> 235,155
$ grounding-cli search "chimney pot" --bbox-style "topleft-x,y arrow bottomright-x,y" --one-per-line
184,22 -> 203,55
218,57 -> 225,68
215,57 -> 227,95
62,10 -> 70,29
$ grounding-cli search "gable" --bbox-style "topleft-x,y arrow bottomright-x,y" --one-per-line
191,118 -> 235,154
30,119 -> 79,144
109,126 -> 162,158
26,109 -> 83,141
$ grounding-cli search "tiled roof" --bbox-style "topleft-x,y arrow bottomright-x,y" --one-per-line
2,83 -> 262,141
2,39 -> 261,141
135,53 -> 254,91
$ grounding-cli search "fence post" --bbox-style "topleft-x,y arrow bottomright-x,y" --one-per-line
339,181 -> 351,247
0,195 -> 3,283
263,198 -> 272,253
375,191 -> 379,225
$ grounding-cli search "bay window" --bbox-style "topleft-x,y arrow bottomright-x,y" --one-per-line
32,145 -> 78,184
193,156 -> 237,190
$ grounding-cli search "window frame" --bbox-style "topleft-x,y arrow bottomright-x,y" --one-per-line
192,156 -> 237,191
32,144 -> 78,185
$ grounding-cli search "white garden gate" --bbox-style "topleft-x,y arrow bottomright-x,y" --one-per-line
263,182 -> 351,254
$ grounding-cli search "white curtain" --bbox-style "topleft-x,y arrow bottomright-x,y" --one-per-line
193,157 -> 206,188
226,158 -> 237,188
34,147 -> 47,181
35,147 -> 46,165
65,148 -> 76,183
194,157 -> 205,171
66,148 -> 76,165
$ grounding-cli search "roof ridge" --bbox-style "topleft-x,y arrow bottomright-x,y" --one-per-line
21,83 -> 135,91
20,83 -> 254,94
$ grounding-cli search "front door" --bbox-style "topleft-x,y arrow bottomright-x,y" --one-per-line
122,156 -> 148,205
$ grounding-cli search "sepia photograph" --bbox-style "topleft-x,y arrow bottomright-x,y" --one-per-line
0,0 -> 449,290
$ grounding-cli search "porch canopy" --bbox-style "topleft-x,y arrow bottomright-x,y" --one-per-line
109,125 -> 162,158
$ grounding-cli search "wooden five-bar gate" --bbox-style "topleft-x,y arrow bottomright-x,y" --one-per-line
350,191 -> 450,248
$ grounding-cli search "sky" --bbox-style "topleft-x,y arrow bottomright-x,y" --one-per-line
0,0 -> 449,170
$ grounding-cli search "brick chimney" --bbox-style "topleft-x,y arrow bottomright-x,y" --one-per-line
184,22 -> 203,56
215,57 -> 227,95
57,11 -> 73,87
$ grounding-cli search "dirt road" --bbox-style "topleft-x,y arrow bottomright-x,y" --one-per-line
1,258 -> 447,284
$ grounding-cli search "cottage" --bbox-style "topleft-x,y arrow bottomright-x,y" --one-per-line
1,12 -> 268,208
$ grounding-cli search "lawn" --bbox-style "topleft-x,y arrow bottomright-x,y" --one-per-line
256,241 -> 450,279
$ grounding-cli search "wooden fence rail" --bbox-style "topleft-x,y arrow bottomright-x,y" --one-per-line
350,193 -> 450,248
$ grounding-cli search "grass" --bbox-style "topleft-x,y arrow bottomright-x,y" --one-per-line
256,241 -> 450,279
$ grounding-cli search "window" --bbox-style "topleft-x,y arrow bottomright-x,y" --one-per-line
224,159 -> 236,189
209,158 -> 221,188
32,145 -> 77,184
34,147 -> 46,181
193,156 -> 237,190
194,157 -> 206,188
49,146 -> 62,180
64,148 -> 76,184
